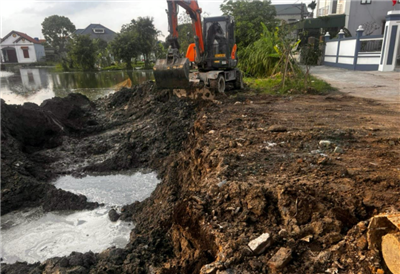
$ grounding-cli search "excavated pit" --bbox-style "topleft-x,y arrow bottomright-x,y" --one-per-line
1,82 -> 400,274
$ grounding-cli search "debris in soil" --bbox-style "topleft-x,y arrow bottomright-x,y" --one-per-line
108,209 -> 120,222
267,247 -> 292,272
268,125 -> 287,132
248,233 -> 272,255
2,82 -> 400,274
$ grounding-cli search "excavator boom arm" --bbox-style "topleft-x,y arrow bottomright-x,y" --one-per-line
167,0 -> 205,54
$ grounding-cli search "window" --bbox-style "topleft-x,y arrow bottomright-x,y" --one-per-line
93,28 -> 105,34
361,0 -> 372,4
28,72 -> 34,83
21,47 -> 29,58
332,0 -> 338,14
23,50 -> 29,58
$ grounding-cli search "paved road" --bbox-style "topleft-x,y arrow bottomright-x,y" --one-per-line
311,66 -> 400,105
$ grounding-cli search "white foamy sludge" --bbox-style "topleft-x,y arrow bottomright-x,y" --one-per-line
1,172 -> 159,264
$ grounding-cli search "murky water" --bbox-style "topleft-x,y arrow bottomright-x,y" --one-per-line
54,172 -> 160,206
0,172 -> 159,264
0,68 -> 154,105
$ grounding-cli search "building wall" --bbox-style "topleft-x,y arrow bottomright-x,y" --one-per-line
15,44 -> 37,63
316,0 -> 396,36
34,44 -> 46,61
2,34 -> 18,44
317,0 -> 331,16
348,1 -> 394,36
324,30 -> 383,70
20,68 -> 43,90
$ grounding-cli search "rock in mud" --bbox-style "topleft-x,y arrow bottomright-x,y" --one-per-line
248,233 -> 271,255
200,261 -> 224,274
334,146 -> 344,154
319,140 -> 333,148
41,187 -> 99,212
108,209 -> 120,222
268,125 -> 287,132
267,247 -> 292,271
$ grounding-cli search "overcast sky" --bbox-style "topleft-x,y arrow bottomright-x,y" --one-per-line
1,0 -> 312,40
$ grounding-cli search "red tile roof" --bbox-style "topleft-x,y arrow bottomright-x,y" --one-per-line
1,30 -> 41,44
14,31 -> 41,44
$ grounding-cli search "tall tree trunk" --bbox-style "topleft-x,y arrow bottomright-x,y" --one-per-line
126,58 -> 132,70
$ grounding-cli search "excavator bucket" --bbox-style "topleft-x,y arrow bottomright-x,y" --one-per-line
153,58 -> 190,89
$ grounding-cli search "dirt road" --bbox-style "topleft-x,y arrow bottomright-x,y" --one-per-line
2,83 -> 400,273
311,66 -> 400,105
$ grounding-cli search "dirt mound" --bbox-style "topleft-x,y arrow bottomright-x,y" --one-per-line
1,95 -> 99,215
2,86 -> 399,273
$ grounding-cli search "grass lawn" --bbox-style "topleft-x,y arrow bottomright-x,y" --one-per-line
244,73 -> 335,95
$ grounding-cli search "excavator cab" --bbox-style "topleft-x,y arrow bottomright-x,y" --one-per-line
203,16 -> 237,71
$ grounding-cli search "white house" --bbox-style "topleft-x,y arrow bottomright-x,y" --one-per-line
1,31 -> 46,64
316,0 -> 399,36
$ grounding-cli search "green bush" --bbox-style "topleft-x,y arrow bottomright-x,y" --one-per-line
239,23 -> 280,77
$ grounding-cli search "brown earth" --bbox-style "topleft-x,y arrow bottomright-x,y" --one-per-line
1,82 -> 399,274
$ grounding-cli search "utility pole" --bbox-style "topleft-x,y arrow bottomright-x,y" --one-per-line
301,2 -> 305,20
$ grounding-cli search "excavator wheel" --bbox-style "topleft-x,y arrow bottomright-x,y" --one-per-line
234,70 -> 244,90
209,74 -> 225,94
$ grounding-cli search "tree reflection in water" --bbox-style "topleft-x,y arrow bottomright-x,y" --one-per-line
0,68 -> 154,105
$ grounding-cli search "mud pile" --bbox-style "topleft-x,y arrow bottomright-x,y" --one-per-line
1,94 -> 100,214
2,83 -> 400,274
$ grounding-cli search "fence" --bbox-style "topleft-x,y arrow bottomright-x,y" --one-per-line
323,27 -> 383,71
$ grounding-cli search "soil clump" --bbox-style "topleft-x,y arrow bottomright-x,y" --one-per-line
1,82 -> 399,274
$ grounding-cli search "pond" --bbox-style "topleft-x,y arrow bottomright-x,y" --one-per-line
1,172 -> 159,264
0,68 -> 154,105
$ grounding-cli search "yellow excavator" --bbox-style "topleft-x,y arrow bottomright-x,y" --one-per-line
153,0 -> 243,94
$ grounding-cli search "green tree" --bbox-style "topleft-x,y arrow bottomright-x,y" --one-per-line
68,35 -> 98,70
177,23 -> 193,56
41,15 -> 76,57
110,31 -> 139,69
154,41 -> 167,59
220,0 -> 276,49
95,39 -> 112,68
121,17 -> 159,68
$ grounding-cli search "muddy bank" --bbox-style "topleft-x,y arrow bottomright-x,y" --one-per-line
1,82 -> 201,273
1,94 -> 100,214
1,82 -> 198,216
2,83 -> 400,273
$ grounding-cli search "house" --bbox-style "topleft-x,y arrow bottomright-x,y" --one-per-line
315,0 -> 399,36
1,31 -> 46,63
273,4 -> 309,23
74,24 -> 117,43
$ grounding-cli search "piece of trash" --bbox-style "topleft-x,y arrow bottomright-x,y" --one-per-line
217,180 -> 227,188
325,268 -> 338,274
300,235 -> 313,242
319,140 -> 332,148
